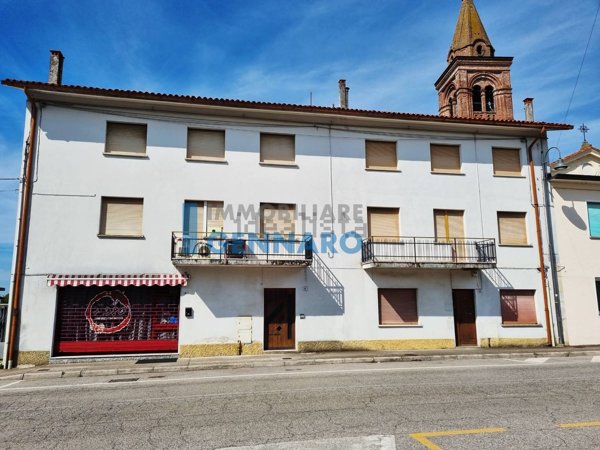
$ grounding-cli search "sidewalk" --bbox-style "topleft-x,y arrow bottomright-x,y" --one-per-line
2,345 -> 600,381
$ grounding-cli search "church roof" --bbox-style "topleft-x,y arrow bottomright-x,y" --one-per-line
561,142 -> 600,163
451,0 -> 492,53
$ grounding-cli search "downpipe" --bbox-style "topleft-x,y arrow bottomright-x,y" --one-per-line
5,96 -> 38,369
527,127 -> 553,346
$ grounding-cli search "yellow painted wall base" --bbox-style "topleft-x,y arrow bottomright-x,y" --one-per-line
298,339 -> 456,352
479,338 -> 548,348
179,343 -> 264,357
17,351 -> 50,366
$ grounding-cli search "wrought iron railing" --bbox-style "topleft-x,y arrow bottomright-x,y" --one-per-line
172,232 -> 313,264
361,237 -> 497,266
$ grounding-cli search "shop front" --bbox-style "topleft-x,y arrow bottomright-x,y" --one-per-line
48,274 -> 186,356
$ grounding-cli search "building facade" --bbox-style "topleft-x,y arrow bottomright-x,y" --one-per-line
551,142 -> 600,345
2,1 -> 571,366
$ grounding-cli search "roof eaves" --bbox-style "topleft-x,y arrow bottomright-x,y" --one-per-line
2,79 -> 573,131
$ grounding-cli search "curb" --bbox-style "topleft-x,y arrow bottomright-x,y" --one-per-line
2,349 -> 600,381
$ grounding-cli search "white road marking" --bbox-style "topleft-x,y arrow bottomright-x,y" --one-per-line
218,434 -> 396,450
525,358 -> 549,364
0,359 -> 590,394
591,356 -> 600,363
0,380 -> 22,389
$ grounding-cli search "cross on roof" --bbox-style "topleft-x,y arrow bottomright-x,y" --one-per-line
579,123 -> 590,143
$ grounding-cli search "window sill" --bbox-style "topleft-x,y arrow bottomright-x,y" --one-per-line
365,167 -> 401,173
103,152 -> 148,159
185,157 -> 228,164
493,174 -> 526,179
97,234 -> 145,240
501,323 -> 542,328
379,324 -> 422,328
498,244 -> 533,248
430,171 -> 465,176
259,162 -> 299,168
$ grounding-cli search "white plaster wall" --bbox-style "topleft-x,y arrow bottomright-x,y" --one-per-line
17,104 -> 549,352
553,185 -> 600,345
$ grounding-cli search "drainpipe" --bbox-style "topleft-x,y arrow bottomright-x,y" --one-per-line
5,94 -> 38,369
542,151 -> 564,345
527,127 -> 553,346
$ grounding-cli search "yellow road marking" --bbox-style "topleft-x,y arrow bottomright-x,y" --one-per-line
558,422 -> 600,428
410,428 -> 506,450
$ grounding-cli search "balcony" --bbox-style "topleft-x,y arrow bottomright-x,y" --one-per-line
361,237 -> 497,269
171,232 -> 313,267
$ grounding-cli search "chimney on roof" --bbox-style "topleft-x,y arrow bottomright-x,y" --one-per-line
48,50 -> 64,85
523,98 -> 535,122
338,79 -> 349,109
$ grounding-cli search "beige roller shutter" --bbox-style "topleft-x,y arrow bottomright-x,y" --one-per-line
366,141 -> 397,169
379,289 -> 418,325
260,134 -> 295,164
431,144 -> 461,173
368,208 -> 399,238
187,129 -> 225,160
261,204 -> 296,235
493,148 -> 521,176
498,212 -> 528,245
206,201 -> 224,233
100,198 -> 143,236
105,122 -> 147,155
434,210 -> 464,240
500,290 -> 537,324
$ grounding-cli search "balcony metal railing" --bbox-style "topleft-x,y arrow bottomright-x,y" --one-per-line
171,232 -> 313,266
361,237 -> 497,268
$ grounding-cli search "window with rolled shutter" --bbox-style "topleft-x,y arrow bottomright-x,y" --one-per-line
105,122 -> 147,156
500,290 -> 537,324
99,197 -> 143,236
498,212 -> 528,245
184,200 -> 224,235
379,289 -> 418,325
260,134 -> 295,164
367,208 -> 400,238
206,201 -> 224,233
261,204 -> 296,235
431,144 -> 461,173
434,210 -> 464,241
187,129 -> 225,160
492,148 -> 521,176
365,141 -> 397,170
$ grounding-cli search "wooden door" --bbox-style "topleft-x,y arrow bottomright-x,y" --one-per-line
452,289 -> 477,346
264,288 -> 295,350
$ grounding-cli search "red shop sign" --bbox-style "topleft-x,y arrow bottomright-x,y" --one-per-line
85,290 -> 132,334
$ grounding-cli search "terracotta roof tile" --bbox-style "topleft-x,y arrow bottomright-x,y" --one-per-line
1,79 -> 572,131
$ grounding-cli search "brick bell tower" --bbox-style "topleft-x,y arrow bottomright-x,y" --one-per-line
435,0 -> 514,120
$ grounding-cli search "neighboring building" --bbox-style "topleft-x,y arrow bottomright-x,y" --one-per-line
551,142 -> 600,345
2,1 -> 571,366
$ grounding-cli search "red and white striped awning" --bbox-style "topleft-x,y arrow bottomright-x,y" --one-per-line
47,273 -> 188,287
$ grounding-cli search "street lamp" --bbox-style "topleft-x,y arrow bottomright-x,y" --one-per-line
542,146 -> 568,345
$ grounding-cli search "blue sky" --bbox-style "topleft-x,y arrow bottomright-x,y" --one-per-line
0,0 -> 598,289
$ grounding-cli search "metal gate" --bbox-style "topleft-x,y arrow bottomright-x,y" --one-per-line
53,285 -> 180,356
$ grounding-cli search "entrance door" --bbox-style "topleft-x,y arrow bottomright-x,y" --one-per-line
264,288 -> 295,350
452,289 -> 477,346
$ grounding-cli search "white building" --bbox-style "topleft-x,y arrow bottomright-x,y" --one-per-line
550,142 -> 600,345
1,1 -> 572,366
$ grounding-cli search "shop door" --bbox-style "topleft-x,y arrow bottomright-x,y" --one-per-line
53,285 -> 180,355
452,289 -> 478,346
264,288 -> 295,350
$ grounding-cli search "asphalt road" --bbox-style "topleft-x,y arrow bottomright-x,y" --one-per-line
1,356 -> 600,449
